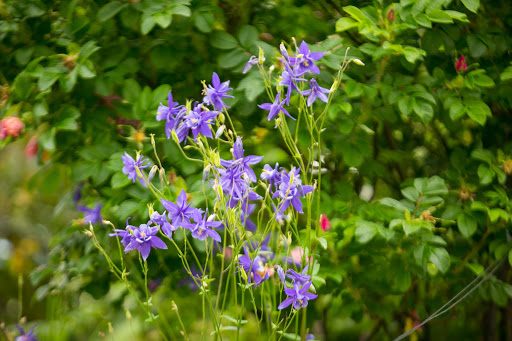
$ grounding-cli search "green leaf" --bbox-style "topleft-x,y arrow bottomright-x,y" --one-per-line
123,79 -> 141,103
238,74 -> 265,102
401,187 -> 420,202
38,73 -> 60,92
317,237 -> 328,250
398,96 -> 413,116
414,13 -> 432,28
33,101 -> 48,119
461,0 -> 480,13
429,247 -> 450,273
488,208 -> 508,223
449,101 -> 466,120
238,25 -> 258,49
336,17 -> 358,32
154,12 -> 172,29
395,269 -> 412,292
467,35 -> 487,58
380,198 -> 408,212
470,72 -> 495,88
415,176 -> 448,196
444,10 -> 469,23
477,164 -> 494,185
116,200 -> 141,220
457,212 -> 477,237
79,41 -> 101,60
471,148 -> 493,164
343,6 -> 367,22
141,16 -> 156,35
194,12 -> 214,33
111,172 -> 131,189
211,31 -> 239,50
40,128 -> 56,151
355,220 -> 378,244
464,98 -> 490,125
98,1 -> 127,22
403,220 -> 422,235
413,99 -> 434,122
218,48 -> 247,69
78,61 -> 96,79
427,10 -> 453,24
13,72 -> 34,100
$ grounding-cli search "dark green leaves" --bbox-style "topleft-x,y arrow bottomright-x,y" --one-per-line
98,1 -> 128,22
211,31 -> 239,50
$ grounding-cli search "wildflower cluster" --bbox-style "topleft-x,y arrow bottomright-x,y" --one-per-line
276,265 -> 317,310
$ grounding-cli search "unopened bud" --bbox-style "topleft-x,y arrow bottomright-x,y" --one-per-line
215,125 -> 226,139
269,65 -> 275,72
171,301 -> 178,311
148,165 -> 158,183
203,164 -> 211,182
387,8 -> 395,22
258,46 -> 266,63
351,58 -> 365,66
125,309 -> 132,320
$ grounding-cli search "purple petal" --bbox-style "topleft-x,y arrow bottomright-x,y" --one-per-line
150,237 -> 168,250
140,243 -> 151,260
278,297 -> 294,310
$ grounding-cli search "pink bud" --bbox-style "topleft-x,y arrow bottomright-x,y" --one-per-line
0,117 -> 24,139
456,56 -> 467,72
387,9 -> 395,22
25,137 -> 38,158
320,214 -> 331,231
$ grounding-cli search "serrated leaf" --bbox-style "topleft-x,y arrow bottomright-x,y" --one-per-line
429,247 -> 450,273
457,212 -> 477,237
449,101 -> 465,120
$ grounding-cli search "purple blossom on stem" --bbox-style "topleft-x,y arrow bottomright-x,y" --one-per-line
122,152 -> 151,187
150,211 -> 175,238
184,104 -> 218,141
302,79 -> 330,107
272,167 -> 313,216
279,65 -> 306,105
278,280 -> 317,310
77,202 -> 103,225
188,209 -> 222,242
258,91 -> 295,121
15,325 -> 38,341
156,90 -> 184,139
276,265 -> 286,284
220,136 -> 263,183
203,72 -> 234,110
238,247 -> 270,287
286,265 -> 311,287
161,190 -> 203,228
109,218 -> 136,248
243,56 -> 259,74
124,223 -> 167,261
260,163 -> 281,190
289,41 -> 325,76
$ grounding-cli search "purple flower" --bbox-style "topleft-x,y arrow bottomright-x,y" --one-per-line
189,209 -> 222,242
15,325 -> 38,341
183,104 -> 218,141
276,265 -> 286,283
122,152 -> 151,187
302,79 -> 330,107
220,137 -> 263,183
260,163 -> 281,190
203,72 -> 234,111
278,280 -> 317,310
238,247 -> 270,287
289,41 -> 325,76
258,91 -> 295,121
77,202 -> 103,225
161,190 -> 203,228
279,65 -> 306,105
272,167 -> 314,216
124,223 -> 168,261
243,56 -> 259,74
109,218 -> 136,248
156,90 -> 184,139
150,211 -> 175,238
286,265 -> 311,287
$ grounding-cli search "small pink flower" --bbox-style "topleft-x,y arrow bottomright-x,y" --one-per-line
320,214 -> 331,231
0,116 -> 24,139
456,56 -> 467,72
290,246 -> 313,266
387,8 -> 395,22
25,137 -> 38,158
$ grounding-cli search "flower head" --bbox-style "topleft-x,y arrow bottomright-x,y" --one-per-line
260,163 -> 281,190
161,190 -> 203,228
258,91 -> 295,121
183,103 -> 218,141
77,202 -> 103,225
456,56 -> 467,72
15,325 -> 38,341
124,222 -> 168,260
302,78 -> 330,107
156,90 -> 185,139
279,65 -> 307,105
238,247 -> 270,287
220,136 -> 263,183
278,280 -> 317,310
150,211 -> 174,238
289,41 -> 325,76
203,72 -> 234,110
1,117 -> 24,140
189,209 -> 222,242
272,167 -> 313,216
122,152 -> 151,187
286,265 -> 311,287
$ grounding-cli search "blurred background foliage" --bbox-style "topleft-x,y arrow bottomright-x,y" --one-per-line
1,0 -> 512,340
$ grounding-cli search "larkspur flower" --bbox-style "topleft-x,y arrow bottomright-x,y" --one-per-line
109,218 -> 137,248
203,72 -> 234,110
156,90 -> 184,139
286,265 -> 311,287
220,136 -> 263,182
279,64 -> 307,105
15,325 -> 38,341
258,91 -> 295,121
188,209 -> 222,242
150,211 -> 174,238
183,103 -> 218,141
278,280 -> 317,310
302,78 -> 330,107
273,167 -> 314,215
124,223 -> 167,260
276,265 -> 286,283
122,152 -> 151,187
238,247 -> 270,287
243,55 -> 259,74
289,41 -> 325,76
161,190 -> 203,228
260,163 -> 281,190
77,202 -> 103,225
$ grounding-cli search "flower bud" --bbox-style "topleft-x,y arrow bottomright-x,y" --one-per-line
504,159 -> 512,175
351,58 -> 365,66
215,125 -> 225,139
203,164 -> 211,182
148,165 -> 158,183
320,214 -> 331,231
258,46 -> 266,63
25,136 -> 38,158
387,8 -> 395,22
0,117 -> 24,139
455,56 -> 467,72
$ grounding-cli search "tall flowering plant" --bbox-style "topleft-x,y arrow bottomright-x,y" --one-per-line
85,40 -> 360,340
